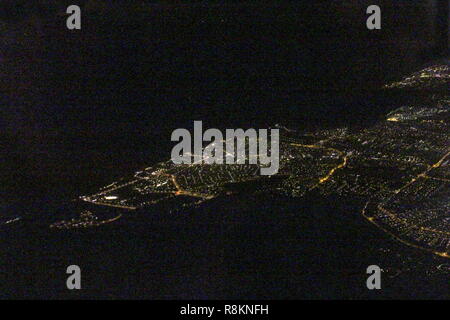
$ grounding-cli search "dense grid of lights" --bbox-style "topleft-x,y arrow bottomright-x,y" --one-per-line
46,64 -> 450,258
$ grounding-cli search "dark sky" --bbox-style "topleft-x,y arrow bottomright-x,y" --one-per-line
0,1 -> 446,165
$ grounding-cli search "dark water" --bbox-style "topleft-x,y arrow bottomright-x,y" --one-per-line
1,3 -> 448,299
2,90 -> 448,299
1,192 -> 448,299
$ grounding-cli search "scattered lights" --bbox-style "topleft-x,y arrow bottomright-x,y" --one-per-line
75,64 -> 449,257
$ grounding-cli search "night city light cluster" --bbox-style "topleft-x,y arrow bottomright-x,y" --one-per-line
51,64 -> 449,258
384,64 -> 450,89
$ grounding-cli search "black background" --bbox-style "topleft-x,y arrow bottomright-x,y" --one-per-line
0,1 -> 448,299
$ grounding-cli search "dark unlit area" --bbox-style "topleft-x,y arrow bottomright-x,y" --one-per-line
0,1 -> 448,299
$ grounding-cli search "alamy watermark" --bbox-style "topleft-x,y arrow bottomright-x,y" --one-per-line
65,4 -> 379,31
171,121 -> 279,176
66,265 -> 81,290
366,265 -> 382,290
66,5 -> 81,30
